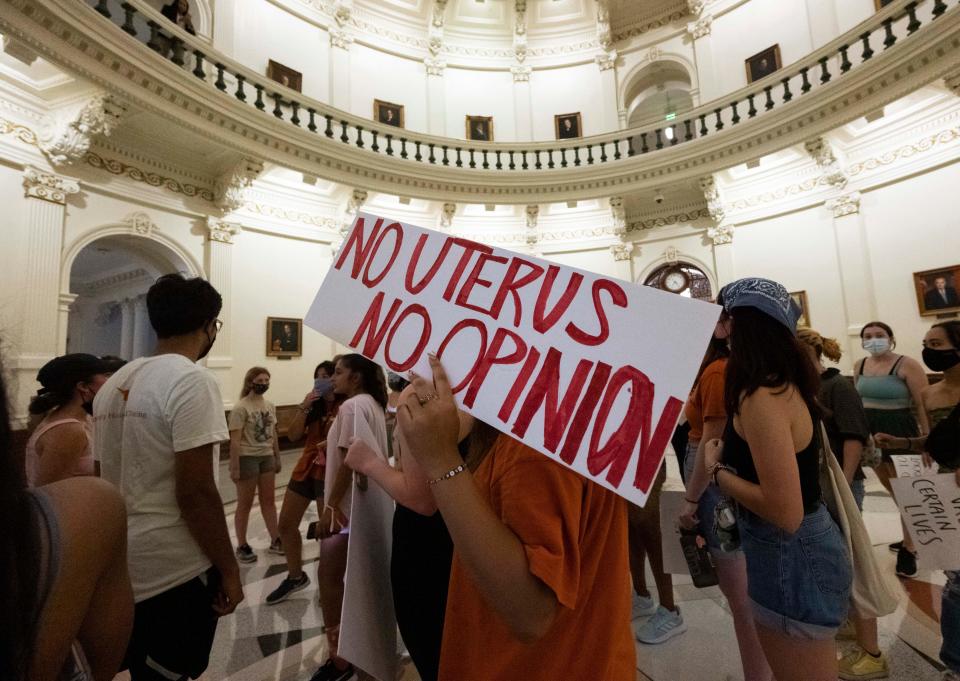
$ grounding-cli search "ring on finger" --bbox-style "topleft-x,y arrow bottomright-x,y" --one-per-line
418,393 -> 438,406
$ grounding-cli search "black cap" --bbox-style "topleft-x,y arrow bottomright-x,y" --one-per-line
36,353 -> 112,395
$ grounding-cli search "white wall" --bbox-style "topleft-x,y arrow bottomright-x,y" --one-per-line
444,68 -> 517,142
529,64 -> 604,141
349,44 -> 428,133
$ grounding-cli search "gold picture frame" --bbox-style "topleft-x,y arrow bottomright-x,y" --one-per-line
465,115 -> 494,142
745,44 -> 782,83
266,60 -> 302,92
266,317 -> 303,357
914,265 -> 960,317
790,291 -> 811,329
554,112 -> 583,140
374,99 -> 404,128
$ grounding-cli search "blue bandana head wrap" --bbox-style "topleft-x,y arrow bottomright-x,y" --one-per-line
718,277 -> 801,333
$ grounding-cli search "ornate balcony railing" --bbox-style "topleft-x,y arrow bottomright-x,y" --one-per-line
87,0 -> 954,172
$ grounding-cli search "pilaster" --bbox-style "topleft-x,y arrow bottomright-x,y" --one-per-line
827,193 -> 877,358
204,217 -> 239,394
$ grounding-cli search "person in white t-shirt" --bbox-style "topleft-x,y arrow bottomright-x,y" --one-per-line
310,354 -> 389,681
93,273 -> 242,681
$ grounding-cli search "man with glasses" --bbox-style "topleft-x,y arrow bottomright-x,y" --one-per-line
94,274 -> 242,681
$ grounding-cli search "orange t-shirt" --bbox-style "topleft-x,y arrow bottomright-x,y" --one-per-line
684,358 -> 727,442
438,435 -> 635,681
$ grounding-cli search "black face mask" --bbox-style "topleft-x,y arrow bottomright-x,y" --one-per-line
922,347 -> 960,372
251,384 -> 269,395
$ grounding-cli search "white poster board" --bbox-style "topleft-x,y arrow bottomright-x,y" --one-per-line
307,213 -> 719,506
890,454 -> 939,479
890,473 -> 960,571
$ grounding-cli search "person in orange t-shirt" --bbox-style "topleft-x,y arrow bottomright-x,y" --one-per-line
397,355 -> 635,681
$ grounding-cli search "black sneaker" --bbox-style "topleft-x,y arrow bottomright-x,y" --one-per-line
888,540 -> 903,554
896,546 -> 917,578
268,537 -> 284,555
265,573 -> 310,605
236,544 -> 257,563
309,659 -> 354,681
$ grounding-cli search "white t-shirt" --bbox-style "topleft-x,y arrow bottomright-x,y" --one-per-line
324,393 -> 389,523
93,354 -> 228,602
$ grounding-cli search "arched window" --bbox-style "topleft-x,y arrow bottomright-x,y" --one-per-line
644,263 -> 712,300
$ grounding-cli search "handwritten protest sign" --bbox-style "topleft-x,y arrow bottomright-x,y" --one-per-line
891,473 -> 960,570
306,213 -> 719,506
890,454 -> 939,478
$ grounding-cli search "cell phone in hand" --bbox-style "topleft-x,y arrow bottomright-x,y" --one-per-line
306,520 -> 319,540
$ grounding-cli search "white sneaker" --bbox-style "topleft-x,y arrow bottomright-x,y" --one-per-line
635,606 -> 687,644
631,594 -> 657,620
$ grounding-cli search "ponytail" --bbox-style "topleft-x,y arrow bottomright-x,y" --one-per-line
28,388 -> 71,415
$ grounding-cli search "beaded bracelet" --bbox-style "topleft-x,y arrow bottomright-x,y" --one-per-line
429,463 -> 466,486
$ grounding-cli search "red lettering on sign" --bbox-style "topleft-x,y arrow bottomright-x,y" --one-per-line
462,327 -> 527,408
442,239 -> 494,302
489,258 -> 545,327
437,318 -> 489,393
456,252 -> 508,315
405,234 -> 454,294
498,347 -> 541,423
558,362 -> 612,465
586,366 -> 651,487
335,216 -> 384,279
566,279 -> 628,347
361,222 -> 403,287
384,304 -> 432,372
510,347 -> 594,453
533,266 -> 583,334
633,396 -> 685,494
349,291 -> 402,357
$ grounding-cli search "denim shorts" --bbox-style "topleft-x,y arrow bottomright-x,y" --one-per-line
238,454 -> 276,480
738,504 -> 851,640
684,441 -> 742,559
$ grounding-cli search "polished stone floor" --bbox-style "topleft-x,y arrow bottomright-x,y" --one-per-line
115,449 -> 949,681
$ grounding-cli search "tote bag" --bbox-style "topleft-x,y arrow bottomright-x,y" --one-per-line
817,424 -> 900,618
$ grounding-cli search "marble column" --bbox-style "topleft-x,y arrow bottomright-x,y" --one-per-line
57,292 -> 78,356
119,297 -> 136,360
205,218 -> 239,401
131,295 -> 150,359
596,54 -> 620,133
827,192 -> 877,359
11,167 -> 80,425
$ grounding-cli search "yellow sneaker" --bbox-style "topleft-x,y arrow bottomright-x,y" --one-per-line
837,618 -> 856,641
839,647 -> 889,680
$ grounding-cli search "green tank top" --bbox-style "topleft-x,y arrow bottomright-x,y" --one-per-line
856,356 -> 911,409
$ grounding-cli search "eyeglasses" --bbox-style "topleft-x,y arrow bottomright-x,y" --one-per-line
213,319 -> 224,332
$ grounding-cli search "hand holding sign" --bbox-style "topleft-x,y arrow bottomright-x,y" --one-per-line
398,355 -> 463,481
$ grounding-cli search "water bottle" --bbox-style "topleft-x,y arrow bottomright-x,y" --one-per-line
680,528 -> 718,588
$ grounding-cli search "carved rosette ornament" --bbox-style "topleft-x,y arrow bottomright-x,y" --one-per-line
827,192 -> 861,218
206,217 -> 240,244
686,14 -> 712,39
424,57 -> 446,77
610,242 -> 634,262
707,223 -> 735,245
596,50 -> 617,71
22,166 -> 80,204
686,0 -> 706,17
40,93 -> 127,166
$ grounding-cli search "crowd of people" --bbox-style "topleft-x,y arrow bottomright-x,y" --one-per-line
2,272 -> 959,681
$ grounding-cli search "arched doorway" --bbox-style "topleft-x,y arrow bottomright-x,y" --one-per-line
66,234 -> 192,360
623,60 -> 695,145
644,262 -> 713,300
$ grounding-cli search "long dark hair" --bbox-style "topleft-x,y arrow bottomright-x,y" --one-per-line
0,356 -> 42,679
694,335 -> 730,385
463,419 -> 501,471
339,354 -> 388,409
724,306 -> 821,416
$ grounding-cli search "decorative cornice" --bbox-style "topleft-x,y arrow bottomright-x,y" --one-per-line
242,200 -> 339,231
330,28 -> 353,49
613,10 -> 686,43
947,71 -> 960,96
39,92 -> 127,166
803,136 -> 848,189
846,126 -> 960,176
440,201 -> 455,229
84,151 -> 216,201
826,192 -> 861,218
596,0 -> 613,52
626,208 -> 711,232
80,267 -> 150,294
0,116 -> 39,146
511,65 -> 531,82
595,50 -> 618,71
610,241 -> 634,261
686,0 -> 706,17
122,211 -> 158,236
707,222 -> 735,245
206,216 -> 240,244
727,177 -> 822,210
22,165 -> 79,204
699,175 -> 725,223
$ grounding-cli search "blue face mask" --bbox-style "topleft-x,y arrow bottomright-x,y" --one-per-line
862,338 -> 890,356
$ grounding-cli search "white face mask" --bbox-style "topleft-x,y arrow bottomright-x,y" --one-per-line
862,338 -> 891,356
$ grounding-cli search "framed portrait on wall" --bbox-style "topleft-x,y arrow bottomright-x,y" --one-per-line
466,115 -> 494,142
914,266 -> 960,316
555,112 -> 582,140
374,99 -> 404,128
266,317 -> 303,357
789,291 -> 811,328
267,60 -> 303,92
745,44 -> 782,83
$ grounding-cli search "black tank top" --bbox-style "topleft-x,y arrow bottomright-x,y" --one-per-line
723,408 -> 822,514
